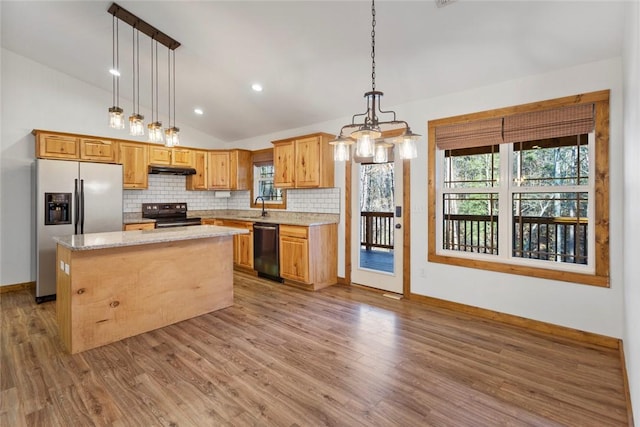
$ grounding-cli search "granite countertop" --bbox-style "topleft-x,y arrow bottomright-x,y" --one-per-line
54,225 -> 248,251
192,210 -> 339,226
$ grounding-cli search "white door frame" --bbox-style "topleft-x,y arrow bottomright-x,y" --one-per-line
350,158 -> 404,294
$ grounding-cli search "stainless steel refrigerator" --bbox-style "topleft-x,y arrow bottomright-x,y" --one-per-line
36,159 -> 123,302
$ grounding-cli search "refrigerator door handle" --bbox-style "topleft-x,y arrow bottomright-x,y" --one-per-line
80,179 -> 85,234
74,178 -> 80,234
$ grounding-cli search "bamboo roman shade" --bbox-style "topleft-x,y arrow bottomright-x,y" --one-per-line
503,104 -> 595,143
435,103 -> 595,150
435,118 -> 504,150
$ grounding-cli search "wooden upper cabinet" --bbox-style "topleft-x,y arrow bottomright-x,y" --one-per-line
186,150 -> 208,190
230,149 -> 252,190
272,133 -> 334,188
36,132 -> 80,160
119,142 -> 148,189
79,137 -> 116,163
172,148 -> 193,167
148,146 -> 193,167
273,140 -> 295,188
207,149 -> 251,190
208,151 -> 230,189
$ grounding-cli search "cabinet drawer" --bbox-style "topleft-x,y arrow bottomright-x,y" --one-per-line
280,225 -> 308,239
123,222 -> 155,231
38,133 -> 79,159
80,138 -> 116,162
220,220 -> 253,230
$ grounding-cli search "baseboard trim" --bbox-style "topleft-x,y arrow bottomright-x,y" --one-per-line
409,292 -> 619,349
0,281 -> 35,294
336,276 -> 349,286
619,340 -> 636,426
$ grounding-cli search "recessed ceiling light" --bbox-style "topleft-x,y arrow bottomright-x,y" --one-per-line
194,108 -> 204,115
251,83 -> 263,92
109,68 -> 120,76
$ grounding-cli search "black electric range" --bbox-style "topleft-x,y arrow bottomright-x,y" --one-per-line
142,203 -> 201,228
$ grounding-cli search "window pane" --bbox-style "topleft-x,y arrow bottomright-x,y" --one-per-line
443,193 -> 498,254
512,192 -> 588,264
444,145 -> 499,188
254,164 -> 283,202
512,136 -> 589,187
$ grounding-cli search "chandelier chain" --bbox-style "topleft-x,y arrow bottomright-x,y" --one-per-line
371,0 -> 376,92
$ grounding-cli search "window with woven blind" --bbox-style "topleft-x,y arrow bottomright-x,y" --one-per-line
428,91 -> 610,287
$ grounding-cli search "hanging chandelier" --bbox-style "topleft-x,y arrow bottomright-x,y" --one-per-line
330,0 -> 420,162
107,3 -> 180,143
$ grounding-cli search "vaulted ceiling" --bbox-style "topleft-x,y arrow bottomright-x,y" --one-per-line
1,1 -> 626,142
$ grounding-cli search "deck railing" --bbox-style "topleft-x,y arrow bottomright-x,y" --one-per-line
443,214 -> 588,264
360,211 -> 394,250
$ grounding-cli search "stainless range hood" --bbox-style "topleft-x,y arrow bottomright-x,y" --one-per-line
148,165 -> 196,175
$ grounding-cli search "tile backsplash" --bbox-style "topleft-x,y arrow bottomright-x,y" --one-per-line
123,175 -> 340,214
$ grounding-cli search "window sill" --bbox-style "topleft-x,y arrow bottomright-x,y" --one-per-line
427,252 -> 609,287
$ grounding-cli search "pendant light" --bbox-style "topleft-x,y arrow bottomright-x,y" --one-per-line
330,0 -> 420,161
147,39 -> 164,143
128,27 -> 145,136
108,15 -> 124,129
164,48 -> 180,147
373,141 -> 392,163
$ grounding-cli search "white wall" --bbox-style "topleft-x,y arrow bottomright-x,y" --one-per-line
0,49 -> 226,285
623,0 -> 639,419
234,57 -> 625,339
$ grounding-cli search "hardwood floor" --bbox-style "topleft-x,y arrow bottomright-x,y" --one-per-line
1,272 -> 629,426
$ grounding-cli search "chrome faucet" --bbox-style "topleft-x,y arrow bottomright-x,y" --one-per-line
255,196 -> 267,217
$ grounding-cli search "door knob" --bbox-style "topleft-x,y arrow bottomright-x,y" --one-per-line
395,223 -> 402,229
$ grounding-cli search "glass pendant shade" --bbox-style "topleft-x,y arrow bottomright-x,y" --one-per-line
397,129 -> 420,159
148,121 -> 164,143
355,132 -> 376,157
129,114 -> 145,136
109,107 -> 125,129
164,127 -> 180,147
333,142 -> 351,162
373,142 -> 391,163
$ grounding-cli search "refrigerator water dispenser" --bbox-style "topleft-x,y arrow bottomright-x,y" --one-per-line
44,192 -> 71,225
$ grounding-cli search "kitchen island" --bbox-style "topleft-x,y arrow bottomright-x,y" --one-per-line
54,225 -> 248,353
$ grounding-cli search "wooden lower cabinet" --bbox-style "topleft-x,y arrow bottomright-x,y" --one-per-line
279,224 -> 337,290
204,219 -> 254,271
123,222 -> 155,231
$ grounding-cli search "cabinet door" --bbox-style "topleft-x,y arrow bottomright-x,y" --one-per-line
208,151 -> 231,189
273,141 -> 295,188
148,146 -> 172,165
37,133 -> 79,159
172,148 -> 193,167
186,150 -> 208,190
236,231 -> 254,269
230,150 -> 252,190
119,142 -> 149,189
279,235 -> 310,283
80,138 -> 116,163
294,136 -> 321,187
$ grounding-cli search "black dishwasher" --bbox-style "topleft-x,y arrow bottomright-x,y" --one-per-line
253,223 -> 282,282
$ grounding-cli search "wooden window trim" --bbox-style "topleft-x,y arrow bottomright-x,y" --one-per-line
427,90 -> 610,287
250,148 -> 287,210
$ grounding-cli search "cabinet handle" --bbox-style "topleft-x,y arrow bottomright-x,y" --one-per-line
77,288 -> 85,295
109,301 -> 120,308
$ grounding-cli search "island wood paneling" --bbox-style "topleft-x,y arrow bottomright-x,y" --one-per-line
0,272 -> 630,425
56,237 -> 233,353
